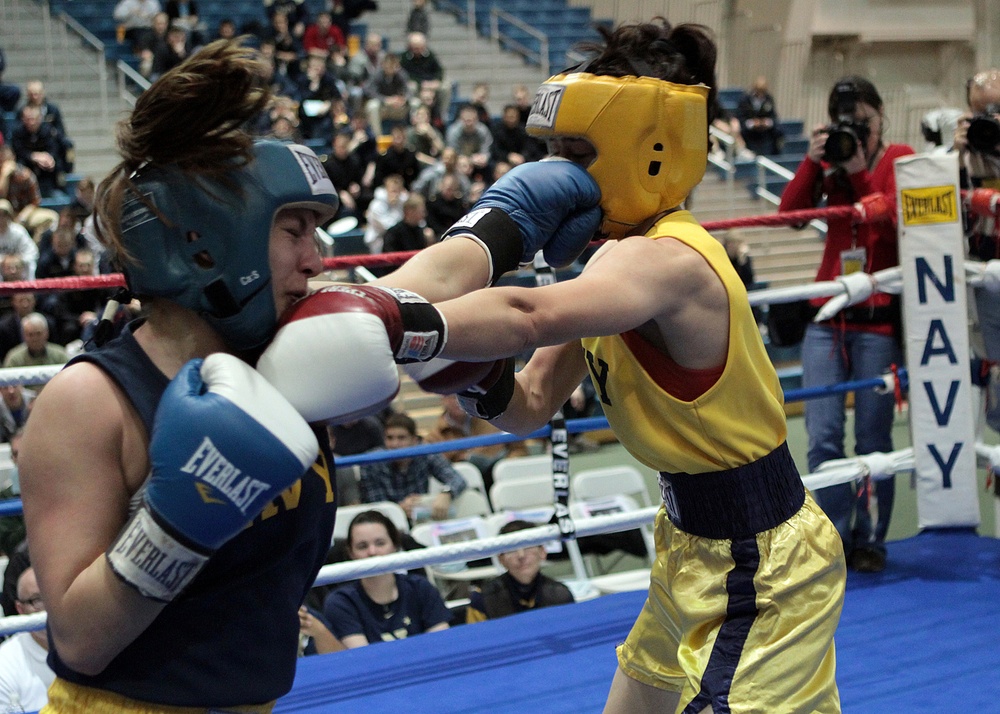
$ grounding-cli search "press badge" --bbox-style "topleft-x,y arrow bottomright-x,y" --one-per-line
840,247 -> 866,275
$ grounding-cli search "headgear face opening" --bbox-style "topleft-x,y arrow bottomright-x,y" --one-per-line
526,72 -> 708,239
118,141 -> 338,350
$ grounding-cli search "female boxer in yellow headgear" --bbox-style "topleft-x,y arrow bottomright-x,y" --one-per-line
525,39 -> 712,239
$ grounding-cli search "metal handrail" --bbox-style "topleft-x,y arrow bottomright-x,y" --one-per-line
707,125 -> 736,204
116,59 -> 150,106
58,10 -> 109,127
489,7 -> 549,77
755,155 -> 827,234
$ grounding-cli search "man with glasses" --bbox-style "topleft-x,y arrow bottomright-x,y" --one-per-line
0,567 -> 55,711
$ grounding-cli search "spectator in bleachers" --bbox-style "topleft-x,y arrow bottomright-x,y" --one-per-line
35,208 -> 84,271
0,200 -> 37,279
10,106 -> 65,199
150,23 -> 193,80
400,33 -> 443,100
424,173 -> 466,239
262,10 -> 303,78
382,194 -> 434,254
257,50 -> 298,105
137,12 -> 171,78
302,10 -> 345,56
411,146 -> 470,201
43,247 -> 110,345
295,52 -> 344,141
406,0 -> 430,36
346,111 -> 378,168
359,412 -> 467,522
511,83 -> 533,125
0,567 -> 56,711
323,510 -> 451,648
2,312 -> 68,368
445,104 -> 492,183
710,97 -> 752,161
0,293 -> 37,362
113,0 -> 163,55
0,254 -> 27,283
165,0 -> 205,48
322,131 -> 366,219
466,520 -> 574,623
372,125 -> 421,189
347,32 -> 385,103
491,104 -> 543,167
213,17 -> 237,42
406,103 -> 445,167
0,145 -> 55,237
0,47 -> 20,143
0,388 -> 32,444
363,173 -> 407,254
417,84 -> 445,132
22,81 -> 66,145
264,0 -> 308,38
34,226 -> 76,280
468,82 -> 492,126
364,54 -> 412,136
269,113 -> 301,143
67,176 -> 95,223
425,393 -> 529,492
736,75 -> 782,157
326,1 -> 351,42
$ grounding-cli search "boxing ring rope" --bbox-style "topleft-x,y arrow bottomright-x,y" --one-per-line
1,189 -> 998,638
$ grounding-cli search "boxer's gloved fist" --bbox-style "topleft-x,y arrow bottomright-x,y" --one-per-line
443,159 -> 601,284
257,285 -> 447,424
107,354 -> 319,601
457,358 -> 515,420
403,357 -> 505,395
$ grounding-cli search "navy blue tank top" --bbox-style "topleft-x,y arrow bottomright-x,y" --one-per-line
49,320 -> 338,707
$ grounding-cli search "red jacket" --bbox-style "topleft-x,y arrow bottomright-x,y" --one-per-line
778,143 -> 914,332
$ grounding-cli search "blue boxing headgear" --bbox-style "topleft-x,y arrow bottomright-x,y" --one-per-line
118,141 -> 338,350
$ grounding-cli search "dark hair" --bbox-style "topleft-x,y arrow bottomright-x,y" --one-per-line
575,17 -> 718,126
94,39 -> 271,261
828,75 -> 883,120
348,510 -> 402,551
384,412 -> 417,436
498,519 -> 540,536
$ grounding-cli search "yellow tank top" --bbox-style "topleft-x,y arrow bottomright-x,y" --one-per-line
580,211 -> 787,475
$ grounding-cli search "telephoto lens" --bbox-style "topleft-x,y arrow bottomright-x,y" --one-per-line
966,106 -> 1000,155
823,126 -> 859,163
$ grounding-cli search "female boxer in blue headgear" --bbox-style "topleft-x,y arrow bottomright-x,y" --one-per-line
264,17 -> 846,714
19,41 -> 342,712
16,30 -> 604,710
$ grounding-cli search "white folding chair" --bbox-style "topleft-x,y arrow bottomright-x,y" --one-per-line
428,461 -> 492,516
570,497 -> 653,594
571,465 -> 656,508
332,501 -> 410,545
491,454 -> 553,483
410,516 -> 503,599
489,475 -> 555,512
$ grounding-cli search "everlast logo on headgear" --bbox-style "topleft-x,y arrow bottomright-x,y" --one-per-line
901,186 -> 958,226
289,146 -> 336,195
526,84 -> 566,131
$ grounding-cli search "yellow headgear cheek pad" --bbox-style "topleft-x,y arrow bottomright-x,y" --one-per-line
527,73 -> 709,239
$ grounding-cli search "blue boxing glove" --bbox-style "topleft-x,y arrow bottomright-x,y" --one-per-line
107,354 -> 319,601
442,158 -> 602,284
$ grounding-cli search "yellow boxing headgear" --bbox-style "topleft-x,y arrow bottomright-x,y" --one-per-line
526,72 -> 708,239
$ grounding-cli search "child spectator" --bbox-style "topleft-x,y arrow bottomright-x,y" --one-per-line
466,520 -> 574,622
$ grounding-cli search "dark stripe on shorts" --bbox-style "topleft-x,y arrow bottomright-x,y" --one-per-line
683,537 -> 761,714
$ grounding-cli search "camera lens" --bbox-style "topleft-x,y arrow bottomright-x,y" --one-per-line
823,127 -> 858,163
967,115 -> 1000,155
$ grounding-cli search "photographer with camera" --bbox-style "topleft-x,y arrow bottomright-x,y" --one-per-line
779,76 -> 914,573
955,69 -> 1000,435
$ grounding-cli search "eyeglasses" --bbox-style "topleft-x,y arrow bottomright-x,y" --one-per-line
16,595 -> 43,609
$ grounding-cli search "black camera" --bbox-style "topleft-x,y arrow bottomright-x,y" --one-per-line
822,81 -> 871,163
966,103 -> 1000,155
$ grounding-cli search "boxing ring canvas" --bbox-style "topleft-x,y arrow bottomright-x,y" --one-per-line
277,529 -> 1000,714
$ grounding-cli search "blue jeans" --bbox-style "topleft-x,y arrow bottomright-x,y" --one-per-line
974,285 -> 1000,432
802,323 -> 901,553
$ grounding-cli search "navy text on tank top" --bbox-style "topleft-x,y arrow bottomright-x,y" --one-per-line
49,320 -> 338,707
